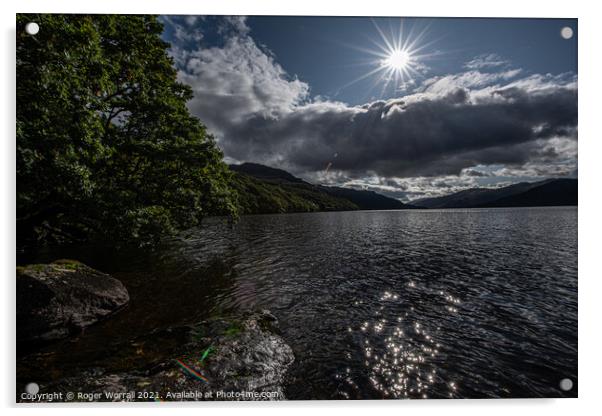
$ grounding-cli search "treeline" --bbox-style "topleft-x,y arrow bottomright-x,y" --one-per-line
231,172 -> 358,215
229,162 -> 415,214
17,14 -> 237,247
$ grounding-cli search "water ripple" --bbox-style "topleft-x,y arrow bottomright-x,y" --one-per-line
18,207 -> 577,399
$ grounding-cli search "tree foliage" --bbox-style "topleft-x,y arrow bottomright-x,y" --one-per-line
17,14 -> 237,246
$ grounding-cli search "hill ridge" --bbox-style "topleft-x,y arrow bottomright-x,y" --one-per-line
412,178 -> 577,209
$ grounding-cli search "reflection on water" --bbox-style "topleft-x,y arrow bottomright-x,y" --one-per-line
354,291 -> 445,399
17,207 -> 578,399
343,280 -> 466,399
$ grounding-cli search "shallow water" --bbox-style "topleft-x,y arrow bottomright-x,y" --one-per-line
17,207 -> 578,399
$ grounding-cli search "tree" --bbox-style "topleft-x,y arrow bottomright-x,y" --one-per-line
17,14 -> 238,246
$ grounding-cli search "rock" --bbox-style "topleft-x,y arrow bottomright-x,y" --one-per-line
28,311 -> 294,401
17,260 -> 130,343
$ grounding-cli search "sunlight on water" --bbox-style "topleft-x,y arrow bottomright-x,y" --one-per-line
345,288 -> 462,399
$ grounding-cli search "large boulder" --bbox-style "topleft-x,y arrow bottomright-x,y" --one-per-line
17,260 -> 129,343
23,311 -> 294,401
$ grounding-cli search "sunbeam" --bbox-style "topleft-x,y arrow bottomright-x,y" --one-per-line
336,18 -> 441,99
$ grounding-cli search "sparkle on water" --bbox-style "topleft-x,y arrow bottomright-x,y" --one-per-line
343,286 -> 461,399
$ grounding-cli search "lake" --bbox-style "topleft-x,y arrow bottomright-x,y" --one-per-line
17,207 -> 578,399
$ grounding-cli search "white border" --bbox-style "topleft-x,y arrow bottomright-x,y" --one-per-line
2,1 -> 601,416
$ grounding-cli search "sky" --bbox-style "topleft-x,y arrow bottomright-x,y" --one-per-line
160,15 -> 577,202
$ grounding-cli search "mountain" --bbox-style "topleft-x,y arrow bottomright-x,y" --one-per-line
412,178 -> 577,209
229,163 -> 414,214
230,162 -> 306,184
318,186 -> 408,210
479,178 -> 577,207
230,171 -> 358,214
230,164 -> 577,214
412,181 -> 539,208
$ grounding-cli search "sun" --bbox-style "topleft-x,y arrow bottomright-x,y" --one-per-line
337,18 -> 437,98
384,49 -> 411,70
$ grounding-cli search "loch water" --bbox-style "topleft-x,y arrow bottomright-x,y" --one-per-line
17,207 -> 578,399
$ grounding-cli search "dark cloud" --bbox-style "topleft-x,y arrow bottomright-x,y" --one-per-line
216,85 -> 576,178
164,17 -> 577,192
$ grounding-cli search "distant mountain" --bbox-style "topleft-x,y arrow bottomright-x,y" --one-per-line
229,163 -> 415,214
479,178 -> 577,207
318,186 -> 409,210
230,163 -> 306,184
412,181 -> 539,208
412,178 -> 577,209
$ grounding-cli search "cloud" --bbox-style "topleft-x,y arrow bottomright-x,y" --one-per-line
217,83 -> 576,179
174,32 -> 309,136
462,168 -> 490,177
418,68 -> 523,96
162,18 -> 577,198
218,16 -> 251,36
161,15 -> 204,43
324,173 -> 485,202
464,53 -> 510,70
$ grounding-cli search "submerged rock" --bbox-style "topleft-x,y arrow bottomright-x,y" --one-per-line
17,260 -> 130,343
26,311 -> 294,401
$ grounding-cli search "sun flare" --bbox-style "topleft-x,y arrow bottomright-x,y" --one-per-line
384,49 -> 411,70
339,19 -> 437,98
